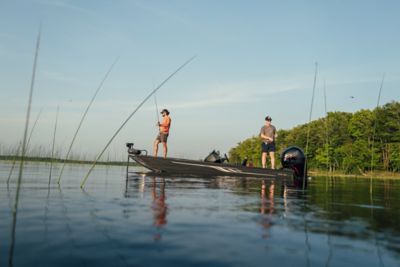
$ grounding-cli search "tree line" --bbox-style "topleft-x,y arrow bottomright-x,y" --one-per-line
229,101 -> 400,174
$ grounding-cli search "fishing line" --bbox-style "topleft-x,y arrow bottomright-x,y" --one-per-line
80,55 -> 196,188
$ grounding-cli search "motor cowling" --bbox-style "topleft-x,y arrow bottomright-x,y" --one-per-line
204,150 -> 228,163
281,146 -> 307,186
126,142 -> 147,155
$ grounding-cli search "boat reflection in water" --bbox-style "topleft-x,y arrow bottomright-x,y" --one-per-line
125,172 -> 298,242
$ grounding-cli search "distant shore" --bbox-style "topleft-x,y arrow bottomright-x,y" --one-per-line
309,169 -> 400,179
0,155 -> 137,167
2,155 -> 399,179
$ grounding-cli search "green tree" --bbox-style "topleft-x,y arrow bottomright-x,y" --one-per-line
229,101 -> 400,174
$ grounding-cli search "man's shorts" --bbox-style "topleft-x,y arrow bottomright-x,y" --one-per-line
156,133 -> 169,143
261,142 -> 275,153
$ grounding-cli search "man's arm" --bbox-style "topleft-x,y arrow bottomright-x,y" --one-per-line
260,133 -> 273,142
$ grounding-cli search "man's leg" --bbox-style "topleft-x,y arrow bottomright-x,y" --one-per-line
262,152 -> 267,168
153,139 -> 160,157
162,142 -> 168,158
270,152 -> 275,169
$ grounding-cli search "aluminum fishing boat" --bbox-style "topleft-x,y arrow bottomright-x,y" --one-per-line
126,143 -> 307,186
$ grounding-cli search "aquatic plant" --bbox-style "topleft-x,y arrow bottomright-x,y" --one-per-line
57,58 -> 119,184
80,55 -> 196,188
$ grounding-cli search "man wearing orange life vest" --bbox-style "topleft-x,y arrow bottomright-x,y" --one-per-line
153,109 -> 171,158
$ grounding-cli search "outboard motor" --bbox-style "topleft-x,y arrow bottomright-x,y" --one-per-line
204,150 -> 228,163
281,146 -> 307,187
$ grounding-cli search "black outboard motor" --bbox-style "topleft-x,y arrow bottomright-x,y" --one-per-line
281,146 -> 307,187
204,150 -> 228,163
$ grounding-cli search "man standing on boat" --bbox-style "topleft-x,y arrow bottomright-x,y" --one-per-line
260,116 -> 278,169
154,109 -> 171,158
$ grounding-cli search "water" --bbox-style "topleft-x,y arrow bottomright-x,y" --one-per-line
1,161 -> 400,267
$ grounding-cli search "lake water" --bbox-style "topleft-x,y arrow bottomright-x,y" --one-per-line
1,161 -> 400,267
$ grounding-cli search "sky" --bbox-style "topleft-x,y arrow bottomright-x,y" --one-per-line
1,0 -> 399,160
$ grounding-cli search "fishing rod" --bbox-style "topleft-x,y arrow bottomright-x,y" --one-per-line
80,55 -> 196,188
303,62 -> 318,190
9,25 -> 41,267
154,93 -> 162,135
154,93 -> 160,124
57,57 -> 119,184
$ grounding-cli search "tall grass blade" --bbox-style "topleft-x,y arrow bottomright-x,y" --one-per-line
370,73 -> 385,174
9,26 -> 41,266
304,62 -> 318,190
323,80 -> 330,174
7,107 -> 43,183
57,57 -> 119,184
49,105 -> 59,185
26,107 -> 43,149
80,55 -> 196,188
6,143 -> 21,184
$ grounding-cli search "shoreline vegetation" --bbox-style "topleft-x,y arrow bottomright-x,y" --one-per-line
0,155 -> 137,167
229,101 -> 400,177
308,169 -> 400,179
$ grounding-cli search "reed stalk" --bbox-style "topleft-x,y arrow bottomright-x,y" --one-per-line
370,73 -> 385,193
57,57 -> 119,184
323,80 -> 330,174
370,74 -> 385,173
7,107 -> 43,183
6,143 -> 21,184
304,62 -> 318,190
26,107 -> 43,151
80,55 -> 196,188
49,105 -> 59,185
9,26 -> 41,266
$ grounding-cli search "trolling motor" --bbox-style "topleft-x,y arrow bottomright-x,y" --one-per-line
126,143 -> 148,156
204,150 -> 229,163
281,146 -> 307,187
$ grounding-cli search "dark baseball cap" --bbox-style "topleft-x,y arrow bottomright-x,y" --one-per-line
265,116 -> 272,121
160,109 -> 169,115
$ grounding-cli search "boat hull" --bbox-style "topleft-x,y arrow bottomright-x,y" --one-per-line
129,154 -> 294,179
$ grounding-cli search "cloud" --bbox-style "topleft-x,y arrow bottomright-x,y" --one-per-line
34,0 -> 92,14
39,70 -> 79,83
164,78 -> 310,110
128,0 -> 190,26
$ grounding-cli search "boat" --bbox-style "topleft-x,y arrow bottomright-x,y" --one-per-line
126,143 -> 307,187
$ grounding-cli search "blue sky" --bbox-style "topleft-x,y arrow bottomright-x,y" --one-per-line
1,0 -> 399,160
